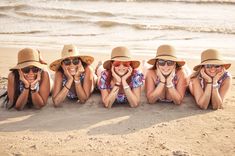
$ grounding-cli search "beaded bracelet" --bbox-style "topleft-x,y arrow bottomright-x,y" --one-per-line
64,84 -> 70,90
24,85 -> 30,90
123,85 -> 130,90
166,83 -> 174,88
74,79 -> 81,84
212,83 -> 219,89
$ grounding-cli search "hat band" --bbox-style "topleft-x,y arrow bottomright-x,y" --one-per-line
201,58 -> 222,64
111,56 -> 131,59
18,60 -> 40,65
157,54 -> 177,58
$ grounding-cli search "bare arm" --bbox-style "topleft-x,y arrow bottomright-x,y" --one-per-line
145,70 -> 165,104
31,71 -> 50,108
13,71 -> 31,110
123,85 -> 141,107
101,86 -> 120,108
7,72 -> 15,105
167,69 -> 187,105
191,78 -> 212,109
211,75 -> 231,110
52,71 -> 73,107
74,66 -> 94,103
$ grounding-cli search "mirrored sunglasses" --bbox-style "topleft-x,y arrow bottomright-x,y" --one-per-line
204,64 -> 221,69
63,57 -> 80,66
113,61 -> 131,67
157,59 -> 175,66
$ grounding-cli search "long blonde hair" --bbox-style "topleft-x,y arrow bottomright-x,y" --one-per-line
190,66 -> 202,79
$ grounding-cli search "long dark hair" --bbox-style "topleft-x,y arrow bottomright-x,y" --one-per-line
0,70 -> 33,109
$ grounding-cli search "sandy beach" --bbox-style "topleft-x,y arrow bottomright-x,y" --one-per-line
0,46 -> 234,156
1,0 -> 235,155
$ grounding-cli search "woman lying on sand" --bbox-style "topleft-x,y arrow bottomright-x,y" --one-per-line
1,48 -> 51,110
145,45 -> 189,105
189,49 -> 231,110
49,44 -> 95,107
96,46 -> 144,108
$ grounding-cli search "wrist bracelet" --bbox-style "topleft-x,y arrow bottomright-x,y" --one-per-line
212,83 -> 219,89
31,89 -> 37,93
24,85 -> 30,90
64,84 -> 70,90
123,85 -> 130,90
30,82 -> 40,92
206,81 -> 212,84
115,82 -> 121,85
115,83 -> 121,87
166,83 -> 174,88
74,79 -> 81,84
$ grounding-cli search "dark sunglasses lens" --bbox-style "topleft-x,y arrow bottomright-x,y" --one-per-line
123,62 -> 131,67
63,59 -> 71,66
22,67 -> 30,73
158,60 -> 166,66
167,60 -> 174,66
205,64 -> 221,68
72,58 -> 80,65
113,61 -> 121,67
32,67 -> 40,73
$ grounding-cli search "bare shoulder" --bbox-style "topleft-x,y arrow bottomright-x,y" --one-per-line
8,72 -> 15,81
54,71 -> 63,79
145,69 -> 156,78
176,68 -> 187,78
85,65 -> 93,73
190,76 -> 200,84
223,72 -> 232,83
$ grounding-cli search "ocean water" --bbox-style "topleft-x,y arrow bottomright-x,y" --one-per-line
0,0 -> 235,60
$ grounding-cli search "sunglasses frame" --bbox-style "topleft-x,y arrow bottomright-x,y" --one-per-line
157,59 -> 175,66
204,64 -> 222,69
22,66 -> 41,74
112,61 -> 131,68
63,57 -> 80,66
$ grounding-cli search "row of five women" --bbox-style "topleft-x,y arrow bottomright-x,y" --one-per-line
1,44 -> 231,110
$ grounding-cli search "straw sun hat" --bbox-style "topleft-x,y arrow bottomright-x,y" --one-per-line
193,49 -> 231,71
147,44 -> 185,67
103,46 -> 140,70
10,48 -> 46,71
49,44 -> 94,71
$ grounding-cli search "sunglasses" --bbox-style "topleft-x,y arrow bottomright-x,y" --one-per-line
63,57 -> 80,66
22,66 -> 41,74
204,64 -> 221,69
113,61 -> 131,67
157,59 -> 175,66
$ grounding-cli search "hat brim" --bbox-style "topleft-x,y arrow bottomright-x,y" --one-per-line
147,56 -> 185,67
10,61 -> 46,71
103,58 -> 140,70
50,55 -> 94,71
193,60 -> 231,71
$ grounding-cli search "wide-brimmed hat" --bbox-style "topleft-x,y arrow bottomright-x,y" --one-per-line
193,49 -> 231,71
10,48 -> 46,71
103,46 -> 140,69
49,44 -> 94,71
147,44 -> 185,67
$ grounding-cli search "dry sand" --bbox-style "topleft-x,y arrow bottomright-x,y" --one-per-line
0,47 -> 234,156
